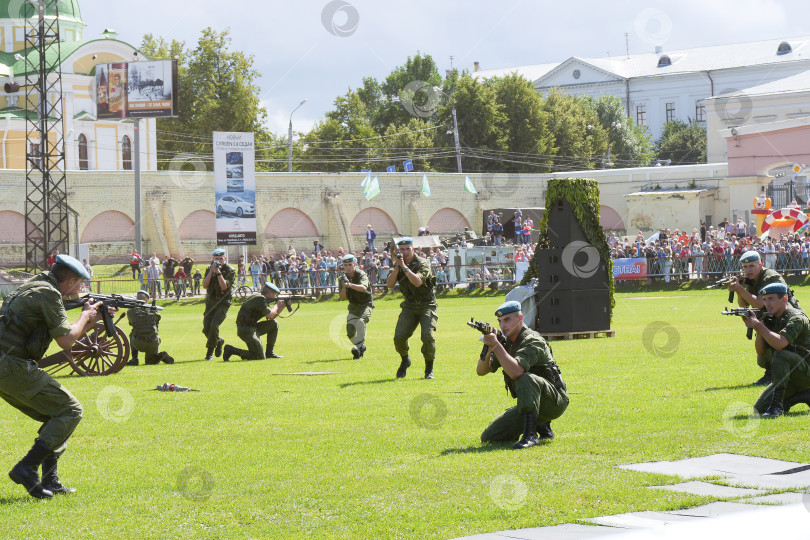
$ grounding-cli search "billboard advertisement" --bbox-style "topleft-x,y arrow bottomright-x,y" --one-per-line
214,132 -> 257,245
95,59 -> 178,119
613,257 -> 647,280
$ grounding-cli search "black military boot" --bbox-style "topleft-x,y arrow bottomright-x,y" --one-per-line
396,355 -> 411,378
753,369 -> 772,386
8,440 -> 53,499
357,344 -> 366,358
783,389 -> 810,412
41,454 -> 75,495
424,360 -> 435,380
762,388 -> 785,419
513,413 -> 540,449
223,345 -> 235,362
265,342 -> 282,359
127,349 -> 139,366
214,337 -> 225,358
159,352 -> 175,364
204,347 -> 214,361
537,422 -> 555,440
351,346 -> 360,359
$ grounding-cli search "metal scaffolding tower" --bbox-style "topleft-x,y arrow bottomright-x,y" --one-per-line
19,1 -> 68,271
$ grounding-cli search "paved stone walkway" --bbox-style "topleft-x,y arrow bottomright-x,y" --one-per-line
452,453 -> 810,539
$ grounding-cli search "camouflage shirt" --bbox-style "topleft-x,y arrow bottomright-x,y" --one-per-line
204,263 -> 236,302
396,255 -> 435,307
236,294 -> 271,327
344,269 -> 372,306
0,271 -> 72,360
490,325 -> 566,398
763,305 -> 810,353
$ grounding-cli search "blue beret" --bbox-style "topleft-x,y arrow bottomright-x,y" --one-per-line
760,283 -> 788,296
55,254 -> 90,279
136,289 -> 150,299
495,300 -> 522,317
342,255 -> 357,263
212,248 -> 226,256
740,251 -> 761,263
397,237 -> 414,245
264,281 -> 280,294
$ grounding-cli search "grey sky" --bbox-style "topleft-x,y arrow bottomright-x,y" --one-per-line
78,0 -> 810,137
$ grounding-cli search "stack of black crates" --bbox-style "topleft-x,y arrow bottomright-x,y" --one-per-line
534,198 -> 612,333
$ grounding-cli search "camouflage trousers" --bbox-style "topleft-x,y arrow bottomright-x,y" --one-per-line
754,349 -> 810,413
481,372 -> 568,443
393,304 -> 437,361
347,303 -> 373,346
0,354 -> 82,455
203,297 -> 231,350
236,320 -> 279,360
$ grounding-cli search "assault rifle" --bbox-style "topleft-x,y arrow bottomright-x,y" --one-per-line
467,318 -> 508,359
63,293 -> 163,337
721,306 -> 764,340
708,275 -> 745,303
274,294 -> 315,317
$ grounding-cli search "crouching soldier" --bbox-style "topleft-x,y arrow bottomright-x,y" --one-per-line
223,281 -> 287,361
126,290 -> 173,366
744,283 -> 810,418
477,301 -> 569,449
0,254 -> 115,498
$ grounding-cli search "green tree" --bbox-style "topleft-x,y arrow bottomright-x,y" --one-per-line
300,89 -> 379,172
487,73 -> 554,172
141,29 -> 271,169
656,119 -> 707,164
542,88 -> 603,170
587,94 -> 655,168
435,74 -> 506,172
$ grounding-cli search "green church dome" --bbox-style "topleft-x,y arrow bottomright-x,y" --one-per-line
0,0 -> 83,23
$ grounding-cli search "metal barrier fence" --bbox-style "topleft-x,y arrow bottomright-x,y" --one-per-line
83,262 -> 521,297
622,253 -> 810,281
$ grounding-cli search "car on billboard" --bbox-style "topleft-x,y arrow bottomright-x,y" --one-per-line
216,195 -> 255,217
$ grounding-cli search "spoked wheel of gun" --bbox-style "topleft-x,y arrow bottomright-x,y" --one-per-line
67,321 -> 131,376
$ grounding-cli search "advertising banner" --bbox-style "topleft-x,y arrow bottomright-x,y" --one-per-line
214,132 -> 257,245
96,59 -> 178,119
460,246 -> 515,283
613,257 -> 647,280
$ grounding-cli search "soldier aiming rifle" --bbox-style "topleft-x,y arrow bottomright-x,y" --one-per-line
725,250 -> 799,385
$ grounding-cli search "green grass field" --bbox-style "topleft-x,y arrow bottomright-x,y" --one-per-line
2,287 -> 809,539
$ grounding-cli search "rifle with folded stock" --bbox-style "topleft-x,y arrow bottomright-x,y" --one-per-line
275,294 -> 315,317
467,318 -> 508,359
708,275 -> 745,303
63,293 -> 163,337
721,306 -> 764,340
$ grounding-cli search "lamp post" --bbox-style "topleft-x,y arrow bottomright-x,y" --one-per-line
288,98 -> 307,173
587,121 -> 621,168
433,86 -> 462,173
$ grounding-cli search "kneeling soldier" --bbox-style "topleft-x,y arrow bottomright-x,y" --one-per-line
126,290 -> 173,366
744,283 -> 810,418
478,301 -> 569,449
729,250 -> 797,385
223,281 -> 286,361
339,254 -> 374,358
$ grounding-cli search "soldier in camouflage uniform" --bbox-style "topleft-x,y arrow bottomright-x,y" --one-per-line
0,254 -> 114,498
125,290 -> 173,366
202,248 -> 236,361
223,281 -> 287,361
477,301 -> 568,449
339,254 -> 374,359
729,250 -> 798,385
743,283 -> 810,418
386,237 -> 437,379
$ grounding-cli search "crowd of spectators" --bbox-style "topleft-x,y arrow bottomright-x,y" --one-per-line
608,217 -> 810,282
